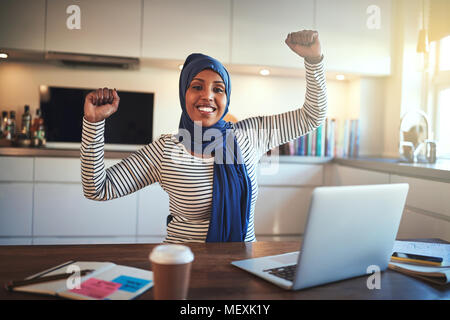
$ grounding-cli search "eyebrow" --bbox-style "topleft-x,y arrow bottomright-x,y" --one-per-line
192,78 -> 225,84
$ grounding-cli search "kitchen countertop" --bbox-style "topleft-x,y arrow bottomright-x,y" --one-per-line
0,146 -> 131,159
334,156 -> 450,183
1,146 -> 450,183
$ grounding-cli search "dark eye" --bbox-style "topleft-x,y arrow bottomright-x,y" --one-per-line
191,84 -> 202,90
214,87 -> 224,93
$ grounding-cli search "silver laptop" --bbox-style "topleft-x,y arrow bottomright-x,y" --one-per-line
231,183 -> 409,290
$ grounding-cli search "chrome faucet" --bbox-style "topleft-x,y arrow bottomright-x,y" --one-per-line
399,110 -> 436,163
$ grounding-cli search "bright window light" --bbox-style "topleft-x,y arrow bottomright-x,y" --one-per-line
437,87 -> 450,157
439,35 -> 450,71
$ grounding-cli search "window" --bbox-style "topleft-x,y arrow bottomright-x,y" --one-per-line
439,35 -> 450,71
436,87 -> 450,156
430,35 -> 450,158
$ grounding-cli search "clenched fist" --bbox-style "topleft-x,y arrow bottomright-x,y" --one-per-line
285,30 -> 322,63
84,87 -> 120,123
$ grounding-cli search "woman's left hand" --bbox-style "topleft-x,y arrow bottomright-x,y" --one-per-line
285,30 -> 322,63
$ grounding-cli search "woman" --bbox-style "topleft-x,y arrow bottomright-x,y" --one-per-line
81,30 -> 327,243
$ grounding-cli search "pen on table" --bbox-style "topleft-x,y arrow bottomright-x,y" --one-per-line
5,269 -> 94,291
391,252 -> 443,266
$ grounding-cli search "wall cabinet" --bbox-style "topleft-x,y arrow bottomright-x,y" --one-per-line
396,207 -> 450,241
390,174 -> 450,240
2,156 -> 448,243
255,187 -> 313,235
137,183 -> 169,238
0,183 -> 33,237
255,163 -> 324,237
0,157 -> 34,240
142,0 -> 231,63
390,174 -> 450,219
33,182 -> 137,237
0,0 -> 46,51
231,0 -> 314,69
0,156 -> 170,244
45,0 -> 142,57
331,164 -> 450,241
1,0 -> 393,75
330,165 -> 390,186
315,0 -> 392,75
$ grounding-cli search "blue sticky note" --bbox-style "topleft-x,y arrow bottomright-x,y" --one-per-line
112,275 -> 152,293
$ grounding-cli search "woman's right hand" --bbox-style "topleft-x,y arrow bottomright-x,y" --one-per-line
84,87 -> 120,123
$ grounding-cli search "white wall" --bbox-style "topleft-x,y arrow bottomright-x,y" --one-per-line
348,77 -> 386,156
0,59 -> 349,140
382,0 -> 428,157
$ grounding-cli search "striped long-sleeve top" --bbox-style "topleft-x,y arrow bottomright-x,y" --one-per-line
81,58 -> 327,243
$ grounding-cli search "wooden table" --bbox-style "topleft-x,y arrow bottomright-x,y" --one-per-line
0,241 -> 448,300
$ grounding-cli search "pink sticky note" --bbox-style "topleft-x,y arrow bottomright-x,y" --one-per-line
69,278 -> 122,299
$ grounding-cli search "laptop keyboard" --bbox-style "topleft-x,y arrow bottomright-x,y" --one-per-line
263,264 -> 297,282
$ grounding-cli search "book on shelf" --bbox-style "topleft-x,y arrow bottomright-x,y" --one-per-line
277,118 -> 338,157
275,117 -> 359,158
325,118 -> 336,157
5,260 -> 154,300
335,118 -> 360,158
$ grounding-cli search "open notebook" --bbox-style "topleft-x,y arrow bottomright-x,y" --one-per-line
7,261 -> 153,300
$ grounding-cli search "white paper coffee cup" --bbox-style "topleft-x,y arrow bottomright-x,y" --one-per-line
149,245 -> 194,300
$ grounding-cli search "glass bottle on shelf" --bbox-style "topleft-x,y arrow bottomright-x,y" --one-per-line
21,105 -> 32,139
0,111 -> 8,138
6,111 -> 16,140
31,109 -> 41,147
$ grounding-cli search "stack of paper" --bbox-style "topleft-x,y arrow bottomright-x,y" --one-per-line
389,240 -> 450,285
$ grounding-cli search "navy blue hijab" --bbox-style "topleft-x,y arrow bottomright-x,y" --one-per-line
177,53 -> 252,242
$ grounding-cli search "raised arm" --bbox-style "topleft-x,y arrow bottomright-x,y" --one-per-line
234,30 -> 327,156
81,88 -> 162,201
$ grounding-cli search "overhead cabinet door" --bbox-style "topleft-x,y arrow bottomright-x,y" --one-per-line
0,0 -> 46,51
315,0 -> 392,75
142,0 -> 231,62
46,0 -> 141,57
231,0 -> 314,68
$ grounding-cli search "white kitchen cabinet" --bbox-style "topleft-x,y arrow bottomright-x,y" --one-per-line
390,175 -> 450,219
32,236 -> 137,245
255,163 -> 324,236
258,163 -> 323,186
316,0 -> 392,75
33,183 -> 137,237
331,165 -> 390,186
0,157 -> 33,182
137,183 -> 169,237
45,0 -> 141,57
397,207 -> 450,241
142,0 -> 231,62
35,157 -> 81,182
255,186 -> 313,236
34,157 -> 121,183
0,0 -> 46,51
0,157 -> 34,237
0,183 -> 33,236
231,0 -> 314,68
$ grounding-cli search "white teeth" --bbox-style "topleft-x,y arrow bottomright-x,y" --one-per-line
198,106 -> 215,112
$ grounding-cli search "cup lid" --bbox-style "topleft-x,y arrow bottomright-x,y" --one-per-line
149,244 -> 194,265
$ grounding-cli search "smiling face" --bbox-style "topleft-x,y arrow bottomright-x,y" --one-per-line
185,69 -> 227,127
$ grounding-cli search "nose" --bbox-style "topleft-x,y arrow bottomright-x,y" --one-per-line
200,87 -> 214,101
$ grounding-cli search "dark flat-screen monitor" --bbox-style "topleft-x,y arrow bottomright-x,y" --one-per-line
39,85 -> 154,150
